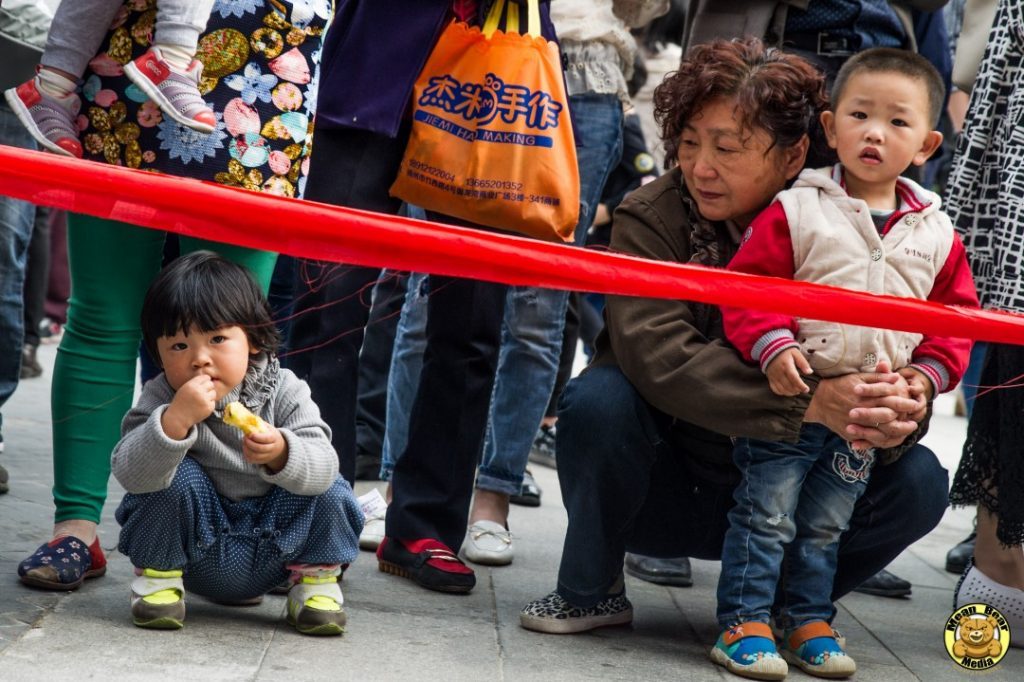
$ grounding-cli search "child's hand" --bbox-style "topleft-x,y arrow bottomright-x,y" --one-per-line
162,375 -> 217,439
897,366 -> 933,422
765,348 -> 813,396
243,427 -> 288,473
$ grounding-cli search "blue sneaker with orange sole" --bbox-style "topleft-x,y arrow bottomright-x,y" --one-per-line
781,620 -> 856,678
711,621 -> 788,680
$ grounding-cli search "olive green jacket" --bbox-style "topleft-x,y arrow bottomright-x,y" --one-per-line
590,169 -> 926,472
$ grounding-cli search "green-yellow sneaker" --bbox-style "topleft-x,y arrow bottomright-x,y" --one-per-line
287,574 -> 346,636
131,568 -> 185,630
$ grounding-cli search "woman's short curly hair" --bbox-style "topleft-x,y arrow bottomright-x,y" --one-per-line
654,38 -> 828,167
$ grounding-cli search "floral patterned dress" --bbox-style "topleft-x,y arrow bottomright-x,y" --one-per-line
79,0 -> 332,199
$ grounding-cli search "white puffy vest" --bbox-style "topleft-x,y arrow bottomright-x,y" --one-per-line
777,167 -> 954,376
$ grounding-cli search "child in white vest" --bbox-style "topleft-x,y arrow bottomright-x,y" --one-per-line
712,49 -> 979,680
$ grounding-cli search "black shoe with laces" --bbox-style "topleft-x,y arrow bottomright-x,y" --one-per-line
510,469 -> 542,507
946,529 -> 977,575
852,568 -> 912,598
354,451 -> 382,481
0,433 -> 7,494
20,343 -> 43,379
528,424 -> 557,469
624,553 -> 693,587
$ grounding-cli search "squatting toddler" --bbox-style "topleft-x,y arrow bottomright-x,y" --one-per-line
112,251 -> 363,636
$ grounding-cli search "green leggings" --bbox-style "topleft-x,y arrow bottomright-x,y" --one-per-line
51,214 -> 277,523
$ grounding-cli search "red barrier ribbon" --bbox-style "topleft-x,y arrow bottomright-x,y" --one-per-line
2,144 -> 1022,344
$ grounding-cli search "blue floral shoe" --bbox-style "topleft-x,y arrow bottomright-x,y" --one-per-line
18,536 -> 107,590
710,622 -> 788,680
781,621 -> 856,678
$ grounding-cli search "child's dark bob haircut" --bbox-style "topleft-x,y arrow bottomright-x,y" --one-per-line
141,251 -> 280,365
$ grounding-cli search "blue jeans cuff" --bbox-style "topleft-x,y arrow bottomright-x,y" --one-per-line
475,470 -> 521,496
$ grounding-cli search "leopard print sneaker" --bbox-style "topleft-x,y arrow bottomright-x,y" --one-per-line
520,591 -> 633,634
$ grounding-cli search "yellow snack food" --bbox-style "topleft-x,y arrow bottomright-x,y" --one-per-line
223,402 -> 270,436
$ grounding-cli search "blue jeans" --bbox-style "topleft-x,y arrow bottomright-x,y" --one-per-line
553,364 -> 949,609
717,426 -> 875,628
0,101 -> 39,432
961,342 -> 987,418
116,458 -> 363,601
381,270 -> 429,478
479,94 -> 624,494
381,94 -> 624,495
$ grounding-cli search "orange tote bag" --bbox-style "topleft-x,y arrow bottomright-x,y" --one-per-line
390,0 -> 580,242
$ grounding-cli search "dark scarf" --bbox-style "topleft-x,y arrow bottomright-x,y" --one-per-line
214,353 -> 281,416
678,177 -> 738,334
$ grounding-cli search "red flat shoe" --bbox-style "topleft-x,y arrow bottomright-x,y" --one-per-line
377,537 -> 475,593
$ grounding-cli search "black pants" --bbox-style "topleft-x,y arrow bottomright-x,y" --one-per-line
22,205 -> 50,348
294,124 -> 507,550
355,270 -> 408,464
554,363 -> 950,608
288,124 -> 408,482
387,273 -> 507,549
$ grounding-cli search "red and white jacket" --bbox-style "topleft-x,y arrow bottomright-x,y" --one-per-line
722,165 -> 979,394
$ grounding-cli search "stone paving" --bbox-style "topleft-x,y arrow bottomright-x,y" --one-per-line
0,342 -> 1020,680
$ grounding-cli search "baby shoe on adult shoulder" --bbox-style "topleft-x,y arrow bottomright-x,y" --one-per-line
4,77 -> 82,157
124,47 -> 215,134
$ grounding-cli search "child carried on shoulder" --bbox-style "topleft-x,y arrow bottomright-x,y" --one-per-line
4,0 -> 218,159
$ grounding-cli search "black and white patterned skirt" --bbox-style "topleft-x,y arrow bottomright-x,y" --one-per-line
950,343 -> 1024,546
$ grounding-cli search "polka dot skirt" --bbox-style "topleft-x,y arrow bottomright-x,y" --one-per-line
116,457 -> 363,601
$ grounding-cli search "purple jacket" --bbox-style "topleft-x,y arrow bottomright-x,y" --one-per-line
316,0 -> 555,137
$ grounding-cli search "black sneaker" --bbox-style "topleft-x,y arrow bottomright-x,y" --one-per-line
0,433 -> 7,495
38,317 -> 64,344
624,553 -> 693,587
528,424 -> 557,469
520,591 -> 633,634
510,469 -> 542,507
20,343 -> 43,379
852,568 -> 911,598
354,451 -> 382,481
945,529 -> 976,575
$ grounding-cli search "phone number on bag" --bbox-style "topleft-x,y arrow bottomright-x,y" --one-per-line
466,178 -> 524,191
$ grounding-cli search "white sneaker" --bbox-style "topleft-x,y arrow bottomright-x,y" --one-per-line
358,488 -> 387,551
462,520 -> 513,566
956,562 -> 1024,648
